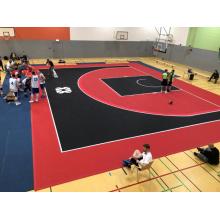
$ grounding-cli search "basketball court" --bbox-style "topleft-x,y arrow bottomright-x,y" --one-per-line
0,27 -> 220,193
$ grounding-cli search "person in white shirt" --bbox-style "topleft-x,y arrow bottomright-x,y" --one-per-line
29,71 -> 40,103
125,144 -> 153,169
9,74 -> 21,105
39,71 -> 46,98
6,59 -> 14,73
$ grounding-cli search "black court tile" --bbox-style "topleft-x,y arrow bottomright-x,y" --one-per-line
102,76 -> 179,96
42,67 -> 220,152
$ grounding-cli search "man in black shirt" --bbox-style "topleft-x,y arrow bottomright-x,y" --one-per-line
46,58 -> 57,78
208,69 -> 219,84
194,144 -> 219,165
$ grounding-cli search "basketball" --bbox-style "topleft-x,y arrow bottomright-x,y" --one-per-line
168,100 -> 173,105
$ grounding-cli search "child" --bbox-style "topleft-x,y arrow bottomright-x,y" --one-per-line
9,74 -> 21,105
39,71 -> 46,98
29,71 -> 40,103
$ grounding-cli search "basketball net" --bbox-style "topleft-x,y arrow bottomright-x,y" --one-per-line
2,32 -> 11,40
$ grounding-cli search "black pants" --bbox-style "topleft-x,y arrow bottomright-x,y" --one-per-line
0,64 -> 4,71
130,156 -> 143,166
208,74 -> 219,83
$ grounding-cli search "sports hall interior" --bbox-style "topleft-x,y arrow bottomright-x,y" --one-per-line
0,27 -> 220,192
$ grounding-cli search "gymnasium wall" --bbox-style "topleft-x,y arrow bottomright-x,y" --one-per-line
14,27 -> 70,40
187,27 -> 220,52
70,27 -> 189,46
0,40 -> 153,58
156,44 -> 220,72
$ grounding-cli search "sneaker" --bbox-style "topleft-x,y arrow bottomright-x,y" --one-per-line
35,99 -> 39,102
41,95 -> 45,98
29,100 -> 34,103
15,101 -> 21,106
193,152 -> 198,156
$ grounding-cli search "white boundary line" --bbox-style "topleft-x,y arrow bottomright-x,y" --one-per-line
130,65 -> 220,108
61,119 -> 220,153
100,78 -> 122,97
78,67 -> 220,117
43,66 -> 220,153
45,89 -> 63,153
136,79 -> 162,88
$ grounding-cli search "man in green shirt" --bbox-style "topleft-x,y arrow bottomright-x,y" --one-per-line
161,69 -> 168,93
167,69 -> 175,92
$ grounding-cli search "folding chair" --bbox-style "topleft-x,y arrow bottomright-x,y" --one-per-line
132,161 -> 154,182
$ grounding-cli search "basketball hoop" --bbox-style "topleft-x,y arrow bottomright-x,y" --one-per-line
3,31 -> 11,40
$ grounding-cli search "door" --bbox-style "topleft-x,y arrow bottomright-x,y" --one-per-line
52,41 -> 64,59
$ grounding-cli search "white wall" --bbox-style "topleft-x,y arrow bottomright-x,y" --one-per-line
170,27 -> 189,46
70,27 -> 157,41
70,27 -> 189,45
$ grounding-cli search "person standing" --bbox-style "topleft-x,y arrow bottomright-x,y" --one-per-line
39,71 -> 46,98
29,71 -> 40,103
161,69 -> 168,93
46,59 -> 58,78
22,76 -> 31,98
167,69 -> 175,92
9,74 -> 21,105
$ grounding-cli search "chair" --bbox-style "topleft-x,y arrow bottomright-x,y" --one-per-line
132,161 -> 154,182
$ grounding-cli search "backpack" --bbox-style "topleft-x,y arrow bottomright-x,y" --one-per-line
5,91 -> 16,102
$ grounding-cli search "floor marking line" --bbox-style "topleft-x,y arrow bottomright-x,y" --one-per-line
110,162 -> 204,192
183,151 -> 204,165
162,184 -> 184,192
45,65 -> 220,153
159,158 -> 191,192
61,119 -> 220,153
100,78 -> 123,97
165,156 -> 202,192
151,167 -> 168,191
115,185 -> 120,192
121,167 -> 127,175
78,65 -> 220,117
200,165 -> 220,183
183,151 -> 220,182
45,89 -> 63,153
130,65 -> 220,108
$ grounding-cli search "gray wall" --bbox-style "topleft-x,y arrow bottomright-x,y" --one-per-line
1,40 -> 219,72
155,44 -> 220,72
0,40 -> 153,59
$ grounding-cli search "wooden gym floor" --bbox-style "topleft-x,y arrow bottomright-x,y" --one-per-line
1,57 -> 220,192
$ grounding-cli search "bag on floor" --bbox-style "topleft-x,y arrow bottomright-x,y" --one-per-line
53,69 -> 58,78
5,91 -> 16,102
